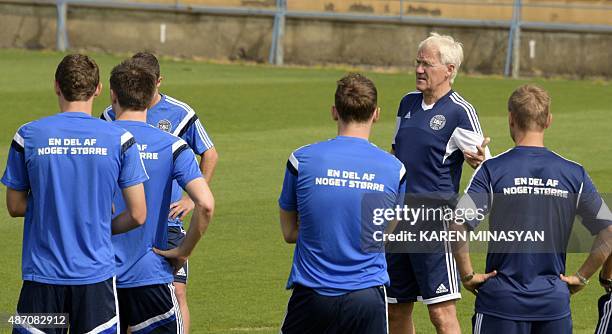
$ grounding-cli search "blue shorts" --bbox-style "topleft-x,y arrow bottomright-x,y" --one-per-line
13,277 -> 117,334
117,283 -> 182,334
472,313 -> 572,334
597,293 -> 612,334
385,251 -> 461,305
281,284 -> 388,334
167,226 -> 188,284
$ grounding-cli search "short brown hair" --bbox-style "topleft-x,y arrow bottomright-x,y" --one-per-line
132,52 -> 160,79
54,54 -> 100,102
334,73 -> 378,123
507,84 -> 551,131
110,59 -> 157,111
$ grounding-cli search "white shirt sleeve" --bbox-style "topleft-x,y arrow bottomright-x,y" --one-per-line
392,116 -> 402,146
452,127 -> 491,159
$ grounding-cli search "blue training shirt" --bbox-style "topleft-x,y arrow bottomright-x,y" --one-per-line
392,90 -> 490,194
111,120 -> 202,288
102,94 -> 214,227
1,112 -> 148,285
279,136 -> 406,296
463,146 -> 612,321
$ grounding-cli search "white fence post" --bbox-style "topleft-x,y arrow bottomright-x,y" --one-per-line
511,0 -> 522,78
504,0 -> 521,77
269,0 -> 286,65
56,0 -> 69,51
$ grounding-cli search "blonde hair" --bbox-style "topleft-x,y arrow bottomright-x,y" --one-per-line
418,33 -> 464,84
508,84 -> 551,131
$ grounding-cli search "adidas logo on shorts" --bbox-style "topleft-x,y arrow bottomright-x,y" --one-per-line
436,283 -> 449,294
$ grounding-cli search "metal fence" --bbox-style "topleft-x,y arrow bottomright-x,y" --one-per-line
37,0 -> 612,77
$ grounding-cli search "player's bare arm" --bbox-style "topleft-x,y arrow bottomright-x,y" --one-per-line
600,254 -> 612,292
169,195 -> 195,220
602,255 -> 612,278
280,209 -> 299,243
449,221 -> 497,295
6,188 -> 28,217
156,177 -> 214,272
112,183 -> 147,235
169,147 -> 218,219
561,225 -> 612,294
201,147 -> 218,183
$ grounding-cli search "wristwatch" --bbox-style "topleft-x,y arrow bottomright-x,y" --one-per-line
576,271 -> 589,286
461,272 -> 475,283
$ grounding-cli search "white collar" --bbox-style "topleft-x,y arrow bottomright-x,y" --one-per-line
421,100 -> 435,111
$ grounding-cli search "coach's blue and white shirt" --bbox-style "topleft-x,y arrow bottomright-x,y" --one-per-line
279,136 -> 406,296
462,146 -> 612,321
111,120 -> 202,288
1,112 -> 148,285
102,94 -> 214,227
392,90 -> 490,194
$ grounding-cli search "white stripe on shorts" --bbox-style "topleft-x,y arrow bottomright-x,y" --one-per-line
476,312 -> 484,334
383,286 -> 389,334
598,294 -> 612,334
169,283 -> 183,334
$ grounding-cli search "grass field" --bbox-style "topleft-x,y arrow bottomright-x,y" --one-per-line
0,49 -> 610,333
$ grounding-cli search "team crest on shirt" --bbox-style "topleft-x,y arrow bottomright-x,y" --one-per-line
429,115 -> 446,130
157,119 -> 172,132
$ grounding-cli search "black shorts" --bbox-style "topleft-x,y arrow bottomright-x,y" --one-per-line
597,292 -> 612,334
386,252 -> 461,305
385,215 -> 461,305
167,226 -> 188,284
472,312 -> 571,334
13,277 -> 117,334
281,284 -> 388,334
117,283 -> 182,334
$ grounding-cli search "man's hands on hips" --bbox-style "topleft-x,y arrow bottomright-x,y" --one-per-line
599,272 -> 612,293
169,195 -> 195,219
560,274 -> 587,295
153,247 -> 188,274
462,270 -> 497,295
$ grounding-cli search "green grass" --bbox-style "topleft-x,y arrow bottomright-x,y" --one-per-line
0,49 -> 610,333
